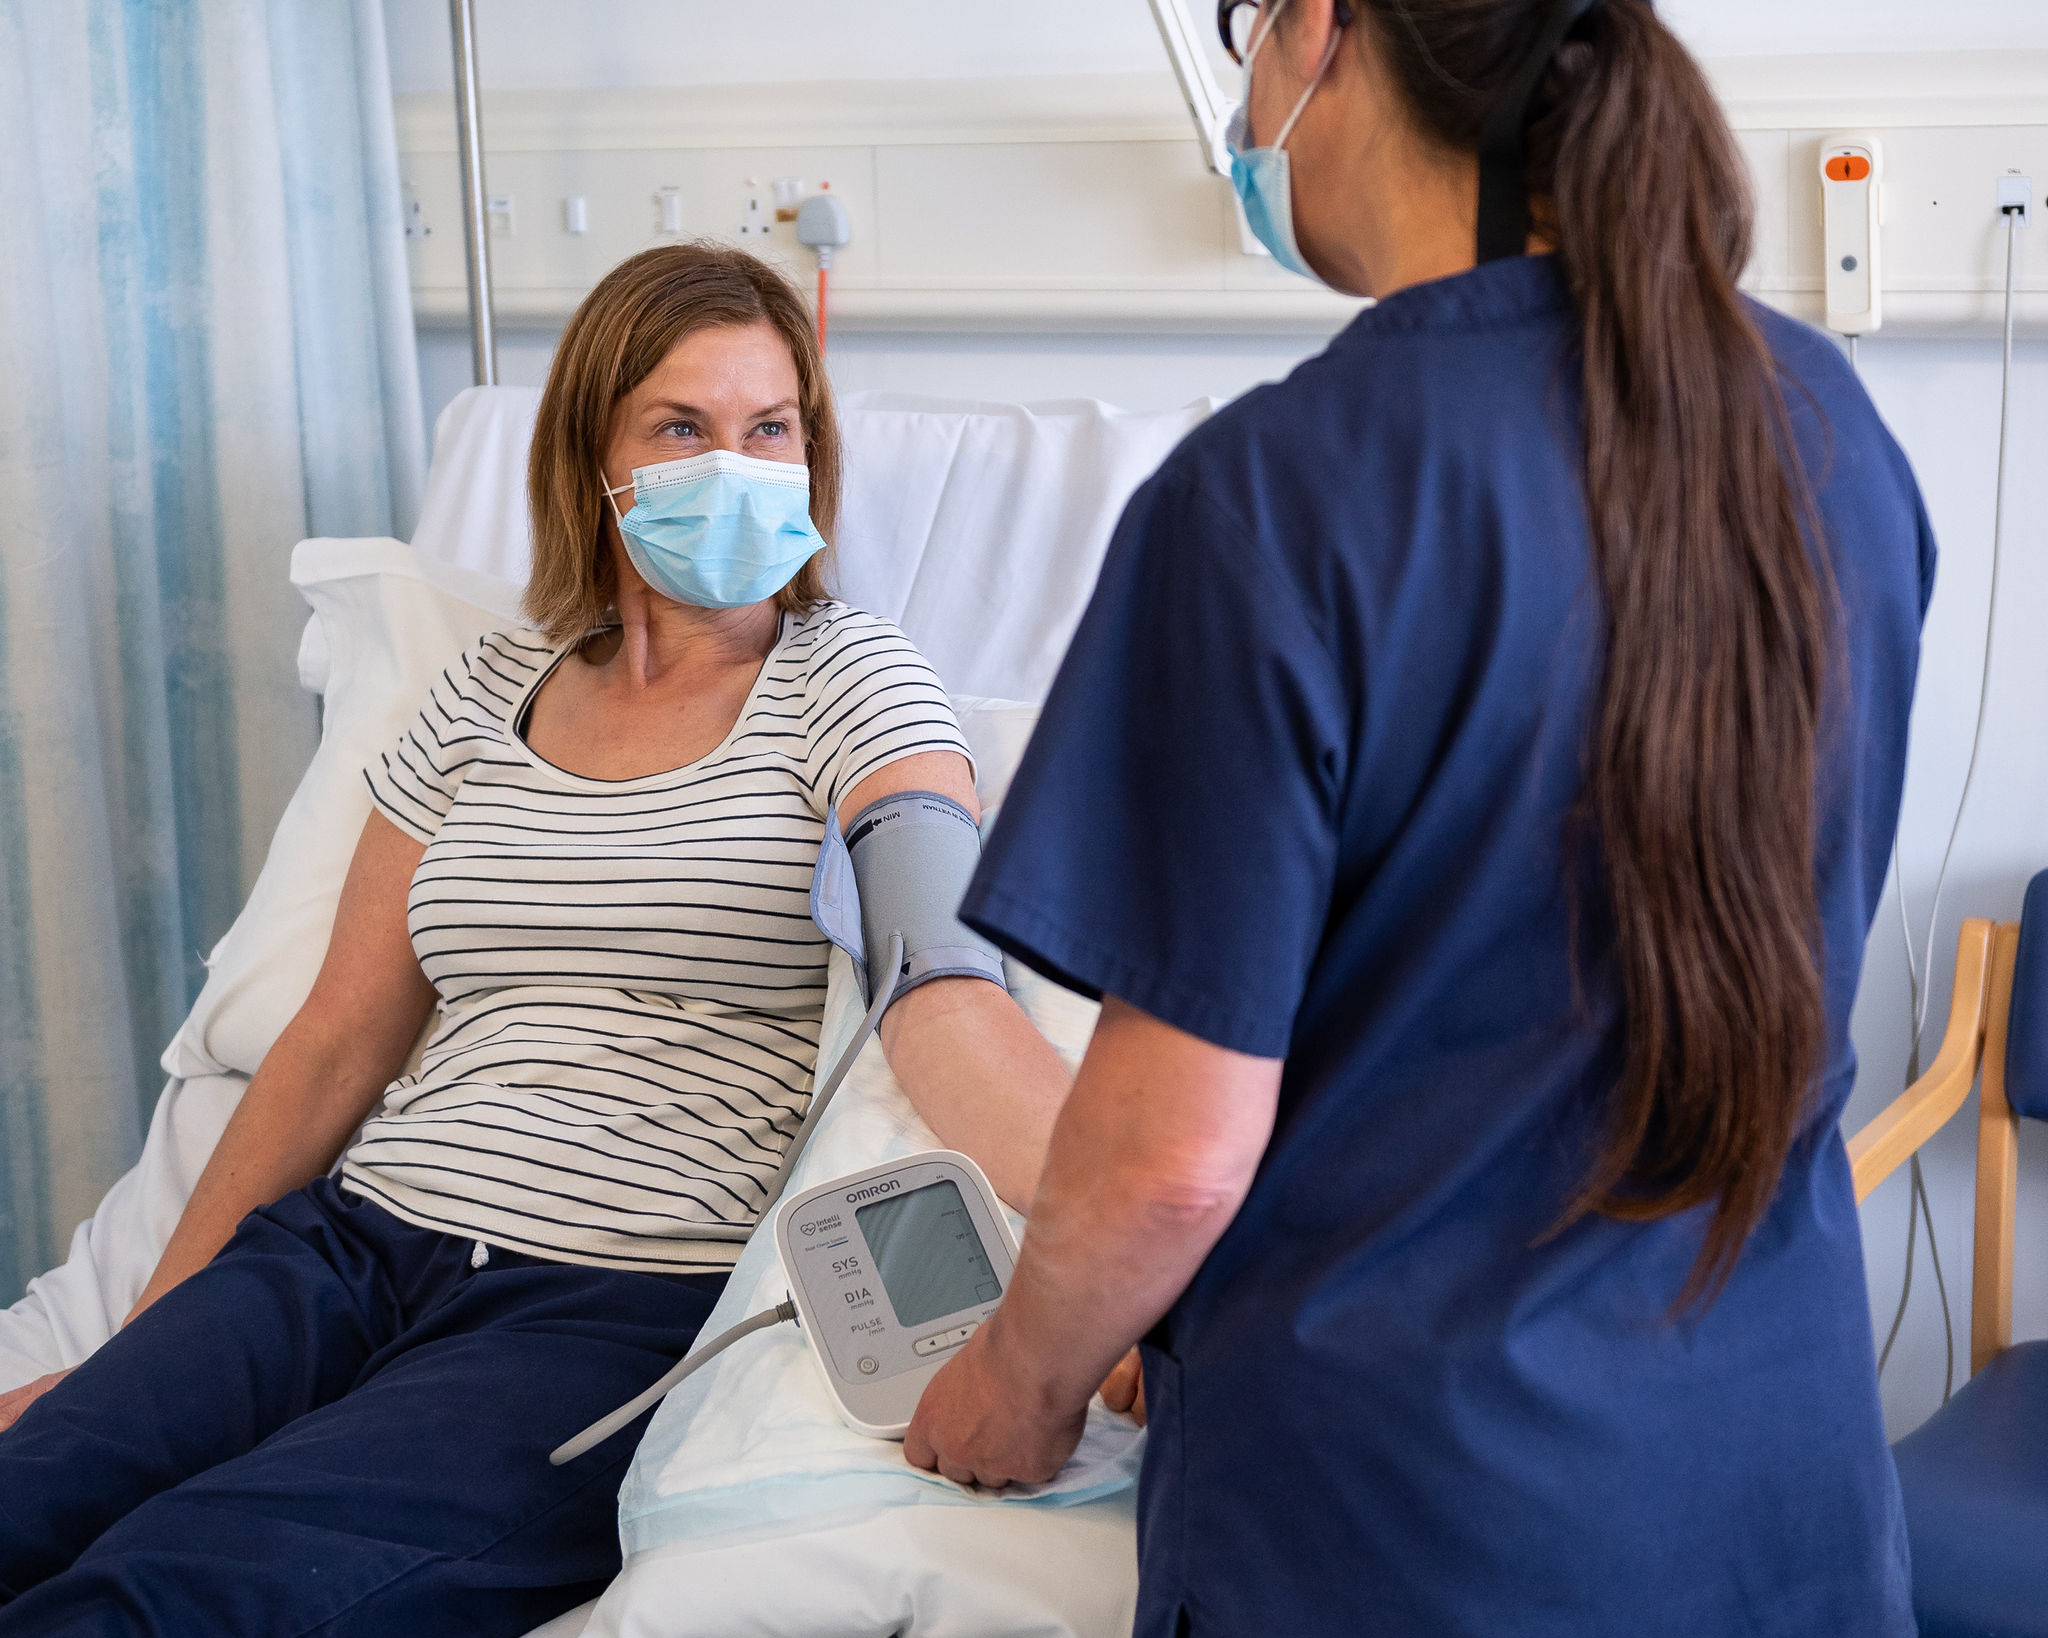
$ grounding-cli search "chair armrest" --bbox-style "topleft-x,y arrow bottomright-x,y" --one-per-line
1846,918 -> 1995,1203
1972,921 -> 2022,1372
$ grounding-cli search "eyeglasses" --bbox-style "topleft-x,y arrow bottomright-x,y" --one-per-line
1216,0 -> 1352,66
1217,0 -> 1264,65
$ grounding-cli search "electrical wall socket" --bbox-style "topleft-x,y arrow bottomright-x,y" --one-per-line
486,194 -> 514,237
1997,174 -> 2033,228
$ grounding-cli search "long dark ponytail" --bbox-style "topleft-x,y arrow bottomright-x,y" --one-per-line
1363,0 -> 1833,1300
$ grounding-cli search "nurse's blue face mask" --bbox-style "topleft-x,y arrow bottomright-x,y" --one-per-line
602,450 -> 826,611
1222,0 -> 1347,285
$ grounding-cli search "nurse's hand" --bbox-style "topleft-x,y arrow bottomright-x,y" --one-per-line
1098,1347 -> 1147,1426
904,1324 -> 1088,1489
0,1367 -> 73,1434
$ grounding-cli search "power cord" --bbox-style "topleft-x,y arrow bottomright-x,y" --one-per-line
550,1299 -> 800,1466
1877,855 -> 1954,1398
1874,197 -> 2025,1404
548,932 -> 908,1467
1877,1155 -> 1953,1398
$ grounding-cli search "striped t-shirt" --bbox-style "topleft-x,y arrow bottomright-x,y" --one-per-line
342,602 -> 971,1273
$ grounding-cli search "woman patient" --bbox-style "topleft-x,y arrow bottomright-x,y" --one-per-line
0,244 -> 1071,1636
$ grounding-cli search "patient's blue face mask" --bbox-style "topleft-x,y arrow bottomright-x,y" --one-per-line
1225,0 -> 1342,285
602,450 -> 826,610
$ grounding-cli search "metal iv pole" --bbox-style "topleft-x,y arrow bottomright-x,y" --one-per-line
449,0 -> 498,386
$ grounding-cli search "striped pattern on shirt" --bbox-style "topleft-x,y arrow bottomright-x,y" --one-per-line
340,603 -> 971,1272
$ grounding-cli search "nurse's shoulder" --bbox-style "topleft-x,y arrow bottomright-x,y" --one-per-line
1141,323 -> 1386,553
1743,299 -> 1935,602
1156,265 -> 1565,537
1747,301 -> 1915,480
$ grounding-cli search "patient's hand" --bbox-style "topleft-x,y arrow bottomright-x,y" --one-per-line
1097,1348 -> 1147,1426
0,1368 -> 73,1434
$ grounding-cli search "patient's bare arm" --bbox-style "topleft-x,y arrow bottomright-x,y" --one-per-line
840,753 -> 1074,1215
125,812 -> 436,1324
877,976 -> 1073,1211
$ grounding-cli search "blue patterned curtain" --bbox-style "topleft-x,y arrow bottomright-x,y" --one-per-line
0,0 -> 423,1301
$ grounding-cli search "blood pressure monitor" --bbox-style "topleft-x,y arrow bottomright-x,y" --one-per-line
774,1150 -> 1019,1438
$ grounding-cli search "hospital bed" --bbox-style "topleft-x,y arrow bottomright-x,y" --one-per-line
0,386 -> 1217,1637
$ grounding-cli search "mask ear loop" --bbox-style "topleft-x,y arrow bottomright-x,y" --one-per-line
1243,0 -> 1348,155
1271,31 -> 1343,151
601,473 -> 632,528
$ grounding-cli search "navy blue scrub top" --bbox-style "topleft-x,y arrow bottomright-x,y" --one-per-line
962,256 -> 1934,1638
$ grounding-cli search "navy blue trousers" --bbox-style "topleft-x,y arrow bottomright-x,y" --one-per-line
0,1177 -> 724,1637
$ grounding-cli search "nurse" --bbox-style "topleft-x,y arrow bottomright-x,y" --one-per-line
906,1 -> 1931,1634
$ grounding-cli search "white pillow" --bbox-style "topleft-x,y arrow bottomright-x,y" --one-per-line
161,539 -> 525,1079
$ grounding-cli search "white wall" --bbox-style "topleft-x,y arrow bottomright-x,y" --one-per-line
381,0 -> 2048,91
387,2 -> 2048,1439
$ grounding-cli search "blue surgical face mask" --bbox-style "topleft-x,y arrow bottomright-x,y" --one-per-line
1225,1 -> 1342,285
603,449 -> 826,611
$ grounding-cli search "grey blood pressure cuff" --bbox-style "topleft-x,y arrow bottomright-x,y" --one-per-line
809,790 -> 1008,1008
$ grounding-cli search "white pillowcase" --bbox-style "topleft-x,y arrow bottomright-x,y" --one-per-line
161,539 -> 526,1080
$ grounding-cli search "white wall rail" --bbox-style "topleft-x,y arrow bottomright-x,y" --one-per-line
394,54 -> 2048,337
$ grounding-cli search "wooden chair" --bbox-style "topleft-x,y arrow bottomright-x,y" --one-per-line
1845,875 -> 2048,1638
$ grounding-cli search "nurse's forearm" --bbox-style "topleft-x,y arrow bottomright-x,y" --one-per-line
881,978 -> 1072,1211
978,997 -> 1281,1415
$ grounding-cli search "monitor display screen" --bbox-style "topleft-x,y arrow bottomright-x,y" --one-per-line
856,1178 -> 1003,1330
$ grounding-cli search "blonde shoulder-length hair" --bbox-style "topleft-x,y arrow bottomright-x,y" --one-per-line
524,242 -> 840,643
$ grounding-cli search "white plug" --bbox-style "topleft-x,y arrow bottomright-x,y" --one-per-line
796,190 -> 853,271
1819,133 -> 1884,337
1997,174 -> 2034,230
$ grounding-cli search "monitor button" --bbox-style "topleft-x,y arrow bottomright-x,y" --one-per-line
913,1321 -> 980,1357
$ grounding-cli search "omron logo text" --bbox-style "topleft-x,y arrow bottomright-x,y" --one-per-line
845,1179 -> 902,1204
